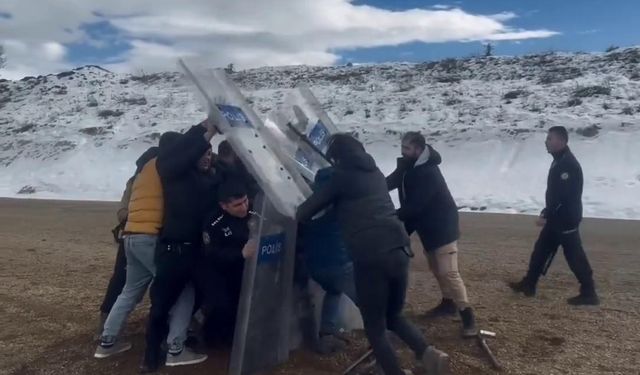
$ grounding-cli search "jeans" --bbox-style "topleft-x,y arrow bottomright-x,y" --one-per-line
101,234 -> 194,349
99,241 -> 127,314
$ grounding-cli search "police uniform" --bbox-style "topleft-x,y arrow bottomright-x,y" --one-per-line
524,147 -> 596,296
198,209 -> 257,344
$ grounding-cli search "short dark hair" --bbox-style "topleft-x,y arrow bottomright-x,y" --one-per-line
217,179 -> 248,203
402,131 -> 426,150
548,126 -> 569,143
218,140 -> 235,159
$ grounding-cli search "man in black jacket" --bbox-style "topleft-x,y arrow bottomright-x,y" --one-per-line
297,134 -> 449,375
510,126 -> 599,305
142,120 -> 218,372
387,132 -> 477,338
199,180 -> 257,345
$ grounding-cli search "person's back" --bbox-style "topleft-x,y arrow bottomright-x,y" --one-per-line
143,120 -> 217,371
125,158 -> 163,235
296,134 -> 450,375
157,128 -> 217,243
298,137 -> 409,262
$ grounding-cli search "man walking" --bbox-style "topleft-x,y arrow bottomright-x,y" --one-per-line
509,126 -> 599,305
387,132 -> 477,338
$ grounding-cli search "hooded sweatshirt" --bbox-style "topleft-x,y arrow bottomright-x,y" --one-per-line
386,145 -> 459,251
296,136 -> 409,262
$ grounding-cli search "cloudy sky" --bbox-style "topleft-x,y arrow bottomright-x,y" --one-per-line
0,0 -> 637,79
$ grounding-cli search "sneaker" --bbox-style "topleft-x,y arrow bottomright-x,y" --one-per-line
459,307 -> 478,338
508,279 -> 536,297
425,298 -> 457,318
165,347 -> 208,367
94,337 -> 132,359
567,293 -> 600,306
421,346 -> 450,375
315,334 -> 347,355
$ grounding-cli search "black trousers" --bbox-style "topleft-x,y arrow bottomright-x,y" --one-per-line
198,262 -> 243,346
525,224 -> 595,294
143,242 -> 199,368
99,241 -> 127,314
353,248 -> 428,375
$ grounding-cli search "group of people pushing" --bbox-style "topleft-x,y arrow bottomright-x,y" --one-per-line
94,118 -> 598,375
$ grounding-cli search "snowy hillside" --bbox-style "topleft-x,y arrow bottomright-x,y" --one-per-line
1,48 -> 639,219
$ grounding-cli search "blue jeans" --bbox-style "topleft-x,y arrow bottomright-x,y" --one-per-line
310,262 -> 358,336
101,234 -> 194,349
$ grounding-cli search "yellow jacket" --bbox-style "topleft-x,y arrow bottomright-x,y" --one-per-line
125,158 -> 163,234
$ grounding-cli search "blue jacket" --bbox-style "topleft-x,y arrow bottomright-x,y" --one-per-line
299,167 -> 351,271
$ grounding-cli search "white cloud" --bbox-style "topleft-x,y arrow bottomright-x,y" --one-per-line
488,11 -> 518,22
431,4 -> 453,10
0,0 -> 559,79
1,40 -> 70,79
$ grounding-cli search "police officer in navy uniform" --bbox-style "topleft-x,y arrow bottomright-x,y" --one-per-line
510,126 -> 599,306
199,179 -> 258,345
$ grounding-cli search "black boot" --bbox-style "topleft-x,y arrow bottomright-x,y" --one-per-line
459,307 -> 478,338
508,278 -> 536,297
568,286 -> 600,306
425,298 -> 457,317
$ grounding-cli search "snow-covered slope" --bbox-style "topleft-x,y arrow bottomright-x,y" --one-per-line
1,49 -> 639,219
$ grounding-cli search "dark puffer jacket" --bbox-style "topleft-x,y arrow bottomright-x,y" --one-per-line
387,145 -> 459,252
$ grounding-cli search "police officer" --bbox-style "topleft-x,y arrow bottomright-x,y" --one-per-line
199,179 -> 258,345
510,126 -> 599,306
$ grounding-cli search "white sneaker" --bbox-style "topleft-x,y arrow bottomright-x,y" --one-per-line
94,339 -> 132,359
165,347 -> 208,367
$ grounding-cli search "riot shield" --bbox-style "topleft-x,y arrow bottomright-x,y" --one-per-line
178,60 -> 317,375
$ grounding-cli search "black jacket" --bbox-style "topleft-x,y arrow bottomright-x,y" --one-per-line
202,210 -> 255,269
542,147 -> 583,231
296,145 -> 409,262
156,125 -> 217,244
386,145 -> 459,251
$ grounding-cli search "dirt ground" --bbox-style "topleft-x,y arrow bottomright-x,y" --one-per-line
0,198 -> 638,375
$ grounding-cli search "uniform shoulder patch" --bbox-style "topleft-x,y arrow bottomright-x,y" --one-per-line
561,172 -> 570,180
211,214 -> 225,227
